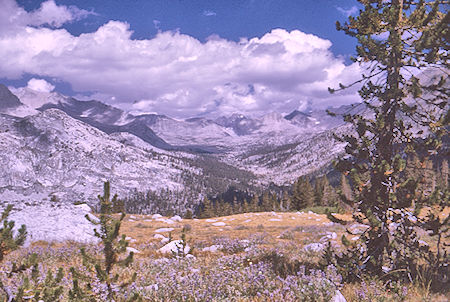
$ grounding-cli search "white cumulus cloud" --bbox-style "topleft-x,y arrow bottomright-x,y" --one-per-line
0,0 -> 94,35
0,0 -> 361,118
27,78 -> 55,92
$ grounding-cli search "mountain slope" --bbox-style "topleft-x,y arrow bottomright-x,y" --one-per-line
0,84 -> 23,109
0,109 -> 194,204
0,84 -> 355,204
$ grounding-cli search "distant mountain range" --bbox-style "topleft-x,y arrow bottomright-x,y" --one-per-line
0,83 -> 361,208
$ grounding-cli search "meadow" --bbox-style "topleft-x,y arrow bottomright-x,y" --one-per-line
1,210 -> 448,301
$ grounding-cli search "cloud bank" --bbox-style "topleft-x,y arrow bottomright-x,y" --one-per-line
0,0 -> 361,118
27,78 -> 55,92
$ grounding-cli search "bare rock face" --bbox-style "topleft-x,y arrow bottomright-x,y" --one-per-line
0,84 -> 355,206
0,109 -> 188,204
7,202 -> 98,245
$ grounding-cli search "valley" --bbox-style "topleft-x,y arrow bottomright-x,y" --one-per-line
0,84 -> 354,210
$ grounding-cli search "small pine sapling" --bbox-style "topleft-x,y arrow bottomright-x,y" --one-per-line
14,266 -> 65,302
172,226 -> 193,258
0,204 -> 28,300
0,205 -> 26,263
69,182 -> 140,301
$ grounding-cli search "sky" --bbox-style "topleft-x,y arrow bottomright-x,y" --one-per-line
0,0 -> 364,118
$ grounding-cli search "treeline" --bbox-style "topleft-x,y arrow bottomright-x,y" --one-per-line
197,174 -> 343,218
196,155 -> 448,218
100,155 -> 448,219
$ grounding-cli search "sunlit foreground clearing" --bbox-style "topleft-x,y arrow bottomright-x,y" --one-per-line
1,210 -> 448,301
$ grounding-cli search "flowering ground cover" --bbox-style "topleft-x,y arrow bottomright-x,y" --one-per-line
0,211 -> 448,301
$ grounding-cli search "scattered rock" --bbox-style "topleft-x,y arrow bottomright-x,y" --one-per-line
125,236 -> 137,243
74,203 -> 92,212
202,245 -> 223,252
269,218 -> 282,222
331,290 -> 347,302
212,222 -> 226,227
154,227 -> 174,233
126,247 -> 141,254
159,240 -> 190,254
155,218 -> 175,224
303,242 -> 325,252
152,214 -> 163,219
170,215 -> 182,222
153,233 -> 169,243
320,232 -> 337,242
205,219 -> 217,222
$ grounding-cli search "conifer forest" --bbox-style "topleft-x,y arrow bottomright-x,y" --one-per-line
0,0 -> 448,301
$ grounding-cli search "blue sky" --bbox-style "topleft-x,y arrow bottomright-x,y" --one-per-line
18,0 -> 359,57
2,0 -> 362,118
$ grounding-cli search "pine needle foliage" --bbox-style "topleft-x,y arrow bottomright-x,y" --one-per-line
0,205 -> 26,263
324,0 -> 449,289
14,267 -> 65,302
0,205 -> 28,300
69,182 -> 140,301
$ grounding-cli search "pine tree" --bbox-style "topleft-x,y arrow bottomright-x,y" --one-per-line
280,192 -> 292,211
249,195 -> 259,212
14,267 -> 65,302
222,201 -> 232,216
261,192 -> 272,212
338,174 -> 354,207
0,205 -> 27,300
292,176 -> 314,210
0,205 -> 26,262
271,193 -> 280,212
242,199 -> 250,213
200,197 -> 214,218
315,176 -> 339,207
314,177 -> 325,206
327,0 -> 448,281
70,182 -> 140,301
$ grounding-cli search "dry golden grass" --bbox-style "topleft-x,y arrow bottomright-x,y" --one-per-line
3,209 -> 447,301
120,211 -> 352,254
